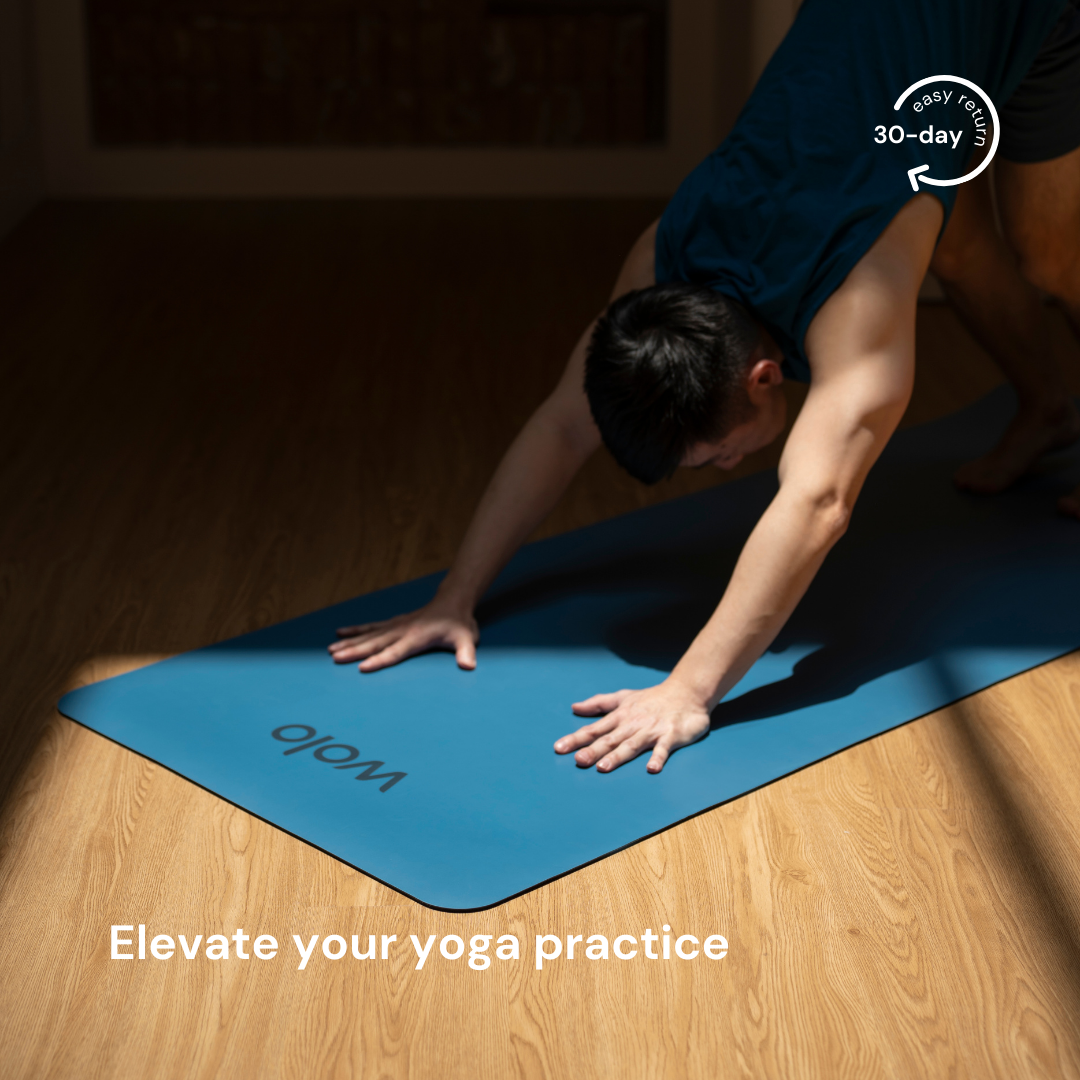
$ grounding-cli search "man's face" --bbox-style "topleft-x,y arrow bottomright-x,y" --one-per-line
681,359 -> 788,472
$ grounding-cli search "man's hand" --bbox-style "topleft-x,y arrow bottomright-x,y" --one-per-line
329,600 -> 479,672
554,679 -> 712,774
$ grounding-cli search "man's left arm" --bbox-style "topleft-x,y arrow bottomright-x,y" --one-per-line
555,193 -> 942,773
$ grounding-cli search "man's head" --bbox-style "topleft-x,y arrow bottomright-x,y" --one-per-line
584,282 -> 787,483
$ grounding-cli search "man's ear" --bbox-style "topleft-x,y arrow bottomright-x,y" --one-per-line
744,358 -> 784,402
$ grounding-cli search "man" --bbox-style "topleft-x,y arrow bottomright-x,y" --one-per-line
330,0 -> 1080,774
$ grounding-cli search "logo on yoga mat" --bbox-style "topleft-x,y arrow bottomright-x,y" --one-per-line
272,725 -> 407,791
872,75 -> 999,191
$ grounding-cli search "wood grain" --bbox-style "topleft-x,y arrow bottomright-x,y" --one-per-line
1,201 -> 1079,1080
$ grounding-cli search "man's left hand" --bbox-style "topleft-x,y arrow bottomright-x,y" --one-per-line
554,679 -> 712,774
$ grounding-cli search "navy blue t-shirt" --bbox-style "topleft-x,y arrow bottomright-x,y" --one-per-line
656,0 -> 1066,381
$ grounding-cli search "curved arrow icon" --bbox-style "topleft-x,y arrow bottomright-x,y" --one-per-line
907,164 -> 930,192
894,76 -> 1000,190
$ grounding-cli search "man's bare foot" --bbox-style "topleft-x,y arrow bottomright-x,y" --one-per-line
1058,486 -> 1080,520
953,400 -> 1080,494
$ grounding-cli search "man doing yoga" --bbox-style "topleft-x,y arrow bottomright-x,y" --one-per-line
330,0 -> 1080,774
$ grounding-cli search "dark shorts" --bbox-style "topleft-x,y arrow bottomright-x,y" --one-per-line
1001,0 -> 1080,162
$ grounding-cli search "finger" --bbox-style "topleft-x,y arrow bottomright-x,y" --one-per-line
335,622 -> 386,638
574,721 -> 638,767
329,637 -> 369,655
553,713 -> 621,754
329,627 -> 388,653
594,729 -> 651,773
570,689 -> 632,715
331,631 -> 398,661
331,630 -> 400,663
358,638 -> 424,672
646,737 -> 674,775
454,633 -> 477,671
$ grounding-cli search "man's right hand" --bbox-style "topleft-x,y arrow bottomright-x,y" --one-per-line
328,599 -> 479,672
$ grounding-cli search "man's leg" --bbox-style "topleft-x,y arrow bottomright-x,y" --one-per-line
997,147 -> 1080,515
930,170 -> 1079,494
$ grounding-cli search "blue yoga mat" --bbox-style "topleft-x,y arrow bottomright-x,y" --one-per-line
59,389 -> 1080,910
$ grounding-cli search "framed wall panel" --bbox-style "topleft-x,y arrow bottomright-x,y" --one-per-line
37,0 -> 741,195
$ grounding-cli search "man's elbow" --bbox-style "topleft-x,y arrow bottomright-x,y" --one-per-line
535,394 -> 601,460
803,490 -> 852,544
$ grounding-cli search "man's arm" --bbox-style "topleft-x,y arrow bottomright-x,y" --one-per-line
556,194 -> 942,772
329,220 -> 660,670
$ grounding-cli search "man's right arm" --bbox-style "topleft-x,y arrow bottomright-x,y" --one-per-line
328,220 -> 659,671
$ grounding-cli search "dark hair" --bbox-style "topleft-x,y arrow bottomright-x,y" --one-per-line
584,282 -> 759,484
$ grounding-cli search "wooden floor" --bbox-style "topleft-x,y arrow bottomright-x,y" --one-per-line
2,201 -> 1079,1080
